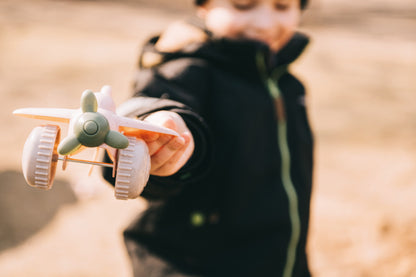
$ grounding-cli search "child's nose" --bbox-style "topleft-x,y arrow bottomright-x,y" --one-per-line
251,6 -> 275,33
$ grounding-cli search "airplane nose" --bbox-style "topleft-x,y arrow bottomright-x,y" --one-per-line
83,120 -> 99,135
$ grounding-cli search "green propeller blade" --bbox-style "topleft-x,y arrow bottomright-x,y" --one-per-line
105,130 -> 129,149
58,135 -> 82,155
81,90 -> 98,113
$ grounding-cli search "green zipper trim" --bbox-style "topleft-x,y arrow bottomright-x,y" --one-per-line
257,53 -> 301,277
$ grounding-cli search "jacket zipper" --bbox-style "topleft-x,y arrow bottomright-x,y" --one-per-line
256,52 -> 301,277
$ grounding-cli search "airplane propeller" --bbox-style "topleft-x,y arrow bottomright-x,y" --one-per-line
57,90 -> 129,155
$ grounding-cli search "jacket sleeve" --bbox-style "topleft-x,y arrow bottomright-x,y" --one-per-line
103,58 -> 213,200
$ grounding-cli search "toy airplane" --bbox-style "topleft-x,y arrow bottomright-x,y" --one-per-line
13,85 -> 178,200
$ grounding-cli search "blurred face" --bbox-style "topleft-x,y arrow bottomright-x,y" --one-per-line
198,0 -> 301,52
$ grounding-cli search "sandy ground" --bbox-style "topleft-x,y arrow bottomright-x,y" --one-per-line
1,0 -> 415,276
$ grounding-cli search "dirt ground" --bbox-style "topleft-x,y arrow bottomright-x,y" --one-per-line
1,0 -> 415,276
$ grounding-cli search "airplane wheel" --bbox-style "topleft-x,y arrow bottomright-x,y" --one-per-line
22,125 -> 61,190
114,137 -> 150,200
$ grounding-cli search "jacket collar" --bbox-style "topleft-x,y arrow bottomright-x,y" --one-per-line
185,16 -> 309,67
139,18 -> 309,78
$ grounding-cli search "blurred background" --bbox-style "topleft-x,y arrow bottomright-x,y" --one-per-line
1,0 -> 415,276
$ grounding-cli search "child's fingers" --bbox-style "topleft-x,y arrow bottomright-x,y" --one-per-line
140,131 -> 159,142
150,135 -> 187,173
140,111 -> 194,176
143,115 -> 180,155
161,117 -> 177,130
151,134 -> 191,176
146,134 -> 174,156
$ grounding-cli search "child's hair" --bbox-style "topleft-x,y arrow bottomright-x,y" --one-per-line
194,0 -> 308,9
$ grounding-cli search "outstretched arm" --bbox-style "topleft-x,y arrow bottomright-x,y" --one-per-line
102,57 -> 213,199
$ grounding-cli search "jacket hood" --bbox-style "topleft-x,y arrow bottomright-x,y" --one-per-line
139,18 -> 309,75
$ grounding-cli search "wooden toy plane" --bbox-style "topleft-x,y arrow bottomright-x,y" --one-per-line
13,85 -> 178,200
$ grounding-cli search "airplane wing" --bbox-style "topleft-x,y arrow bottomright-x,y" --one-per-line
13,108 -> 77,123
118,116 -> 179,137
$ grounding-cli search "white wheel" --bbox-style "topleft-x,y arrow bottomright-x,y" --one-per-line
22,125 -> 60,190
114,137 -> 150,200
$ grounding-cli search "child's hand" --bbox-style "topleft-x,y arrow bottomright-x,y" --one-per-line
141,111 -> 194,176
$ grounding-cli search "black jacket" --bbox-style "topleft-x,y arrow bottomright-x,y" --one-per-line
105,24 -> 314,277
